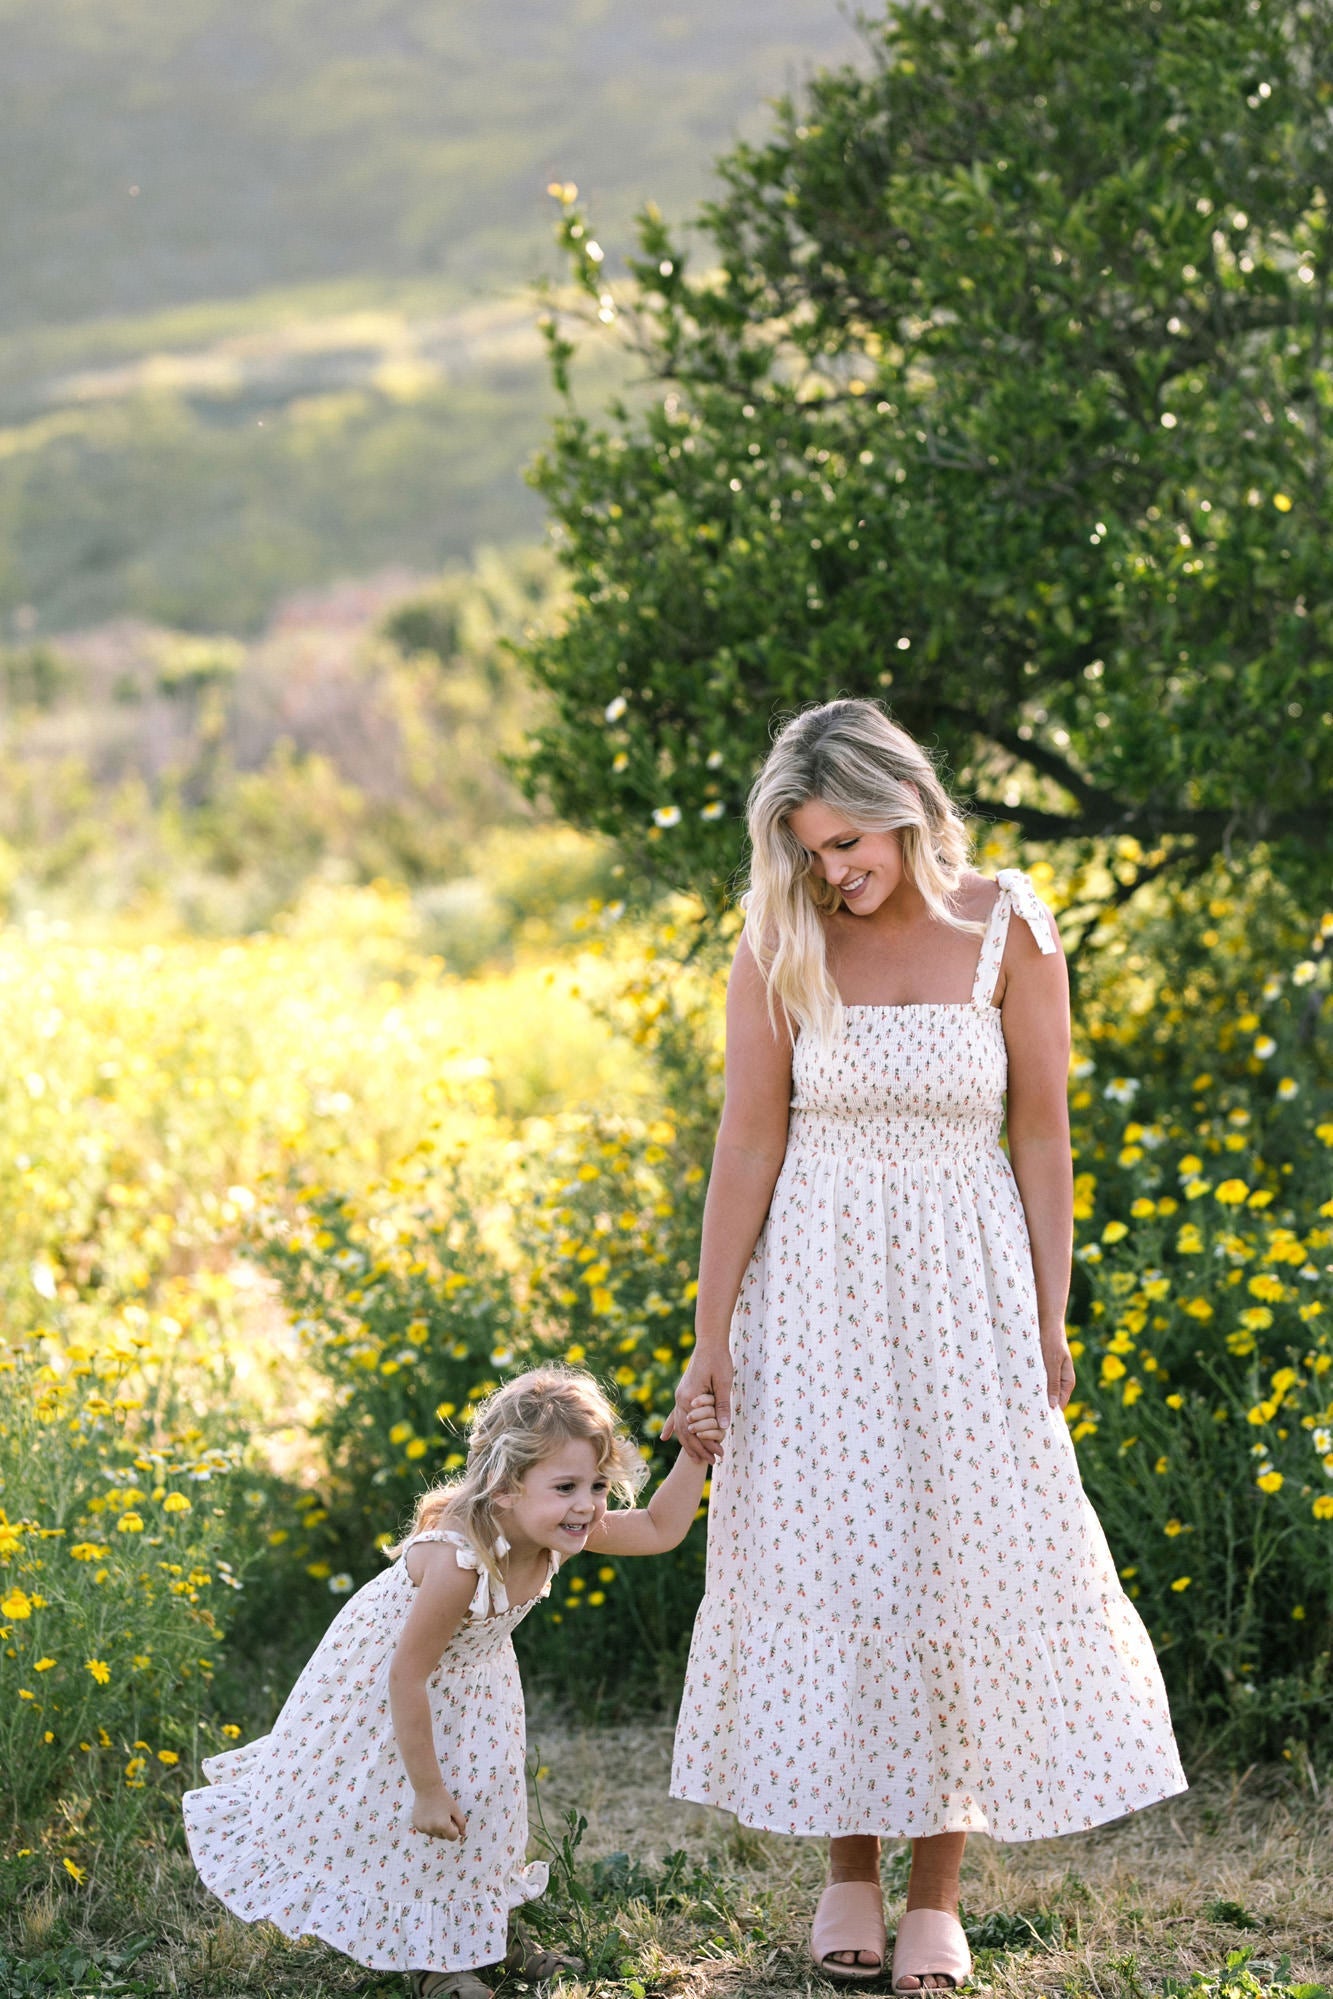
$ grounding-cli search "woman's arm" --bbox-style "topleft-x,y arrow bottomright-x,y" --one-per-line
388,1547 -> 478,1838
666,934 -> 794,1461
1000,901 -> 1076,1409
587,1430 -> 714,1556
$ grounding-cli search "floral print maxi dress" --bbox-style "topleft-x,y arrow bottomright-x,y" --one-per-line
670,870 -> 1186,1841
183,1531 -> 551,1972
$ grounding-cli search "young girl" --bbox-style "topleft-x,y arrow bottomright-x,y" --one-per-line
184,1367 -> 720,1999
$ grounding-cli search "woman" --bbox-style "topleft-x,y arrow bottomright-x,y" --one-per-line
666,701 -> 1185,1989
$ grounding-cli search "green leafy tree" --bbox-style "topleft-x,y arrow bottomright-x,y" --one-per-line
521,0 -> 1333,908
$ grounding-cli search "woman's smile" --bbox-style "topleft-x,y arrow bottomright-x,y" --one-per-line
839,870 -> 870,900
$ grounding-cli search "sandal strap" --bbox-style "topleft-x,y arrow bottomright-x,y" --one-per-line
891,1908 -> 972,1991
410,1972 -> 492,1999
503,1933 -> 584,1981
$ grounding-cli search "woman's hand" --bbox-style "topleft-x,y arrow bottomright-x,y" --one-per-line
662,1345 -> 733,1463
412,1784 -> 467,1840
1041,1324 -> 1076,1411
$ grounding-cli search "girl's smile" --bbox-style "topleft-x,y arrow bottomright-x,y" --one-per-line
493,1439 -> 610,1560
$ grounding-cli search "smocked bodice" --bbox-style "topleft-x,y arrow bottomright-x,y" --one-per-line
786,870 -> 1054,1164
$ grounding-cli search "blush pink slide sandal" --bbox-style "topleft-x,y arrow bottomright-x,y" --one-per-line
811,1880 -> 887,1983
891,1907 -> 973,1991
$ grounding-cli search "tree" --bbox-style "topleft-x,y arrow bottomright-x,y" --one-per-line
520,0 -> 1333,909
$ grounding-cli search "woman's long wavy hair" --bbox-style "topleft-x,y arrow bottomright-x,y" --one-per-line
743,699 -> 976,1047
389,1367 -> 647,1583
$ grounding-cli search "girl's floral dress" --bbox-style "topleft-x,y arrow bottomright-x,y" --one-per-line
183,1530 -> 552,1972
671,871 -> 1187,1841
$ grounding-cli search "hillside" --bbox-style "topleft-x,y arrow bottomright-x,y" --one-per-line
0,0 -> 862,633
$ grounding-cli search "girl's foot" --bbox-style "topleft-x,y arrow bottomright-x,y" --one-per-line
503,1920 -> 584,1983
408,1971 -> 493,1999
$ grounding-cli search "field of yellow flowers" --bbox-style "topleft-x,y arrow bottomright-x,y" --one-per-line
2,853 -> 1331,1894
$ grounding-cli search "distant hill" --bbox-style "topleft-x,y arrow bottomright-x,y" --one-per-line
0,0 -> 862,633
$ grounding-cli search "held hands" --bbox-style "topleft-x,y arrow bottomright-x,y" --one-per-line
663,1355 -> 733,1464
684,1391 -> 725,1452
1042,1324 -> 1076,1411
412,1784 -> 467,1841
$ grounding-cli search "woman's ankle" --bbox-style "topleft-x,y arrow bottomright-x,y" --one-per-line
827,1833 -> 882,1884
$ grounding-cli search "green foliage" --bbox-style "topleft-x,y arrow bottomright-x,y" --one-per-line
1059,885 -> 1333,1756
255,1083 -> 711,1697
1162,1951 -> 1330,1999
522,0 -> 1333,906
0,1337 -> 240,1831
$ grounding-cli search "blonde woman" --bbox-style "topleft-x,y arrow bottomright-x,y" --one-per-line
185,1368 -> 721,1999
666,701 -> 1185,1989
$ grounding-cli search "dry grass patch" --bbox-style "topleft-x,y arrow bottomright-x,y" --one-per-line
525,1718 -> 1333,1998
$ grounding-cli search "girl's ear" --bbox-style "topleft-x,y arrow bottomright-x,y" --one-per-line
491,1487 -> 514,1513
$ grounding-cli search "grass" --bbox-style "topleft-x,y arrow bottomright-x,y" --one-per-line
3,1723 -> 1329,1998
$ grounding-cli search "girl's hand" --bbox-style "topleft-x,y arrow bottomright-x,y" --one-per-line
685,1392 -> 725,1450
662,1347 -> 733,1463
1041,1324 -> 1076,1411
412,1785 -> 467,1841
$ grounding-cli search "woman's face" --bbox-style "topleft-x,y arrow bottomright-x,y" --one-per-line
787,798 -> 906,916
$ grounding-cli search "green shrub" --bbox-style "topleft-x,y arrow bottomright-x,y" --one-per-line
1061,882 -> 1332,1755
0,1327 -> 242,1836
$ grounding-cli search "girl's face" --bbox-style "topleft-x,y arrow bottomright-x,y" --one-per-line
787,797 -> 907,916
494,1437 -> 610,1560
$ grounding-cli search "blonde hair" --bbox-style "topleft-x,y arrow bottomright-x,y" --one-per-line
743,699 -> 976,1046
390,1366 -> 647,1583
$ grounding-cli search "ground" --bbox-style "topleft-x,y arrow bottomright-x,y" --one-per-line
9,1723 -> 1325,1998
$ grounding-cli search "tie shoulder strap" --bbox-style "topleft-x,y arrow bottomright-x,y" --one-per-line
970,869 -> 1057,1007
405,1528 -> 508,1616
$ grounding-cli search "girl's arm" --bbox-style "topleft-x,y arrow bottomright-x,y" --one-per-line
587,1432 -> 714,1557
666,934 -> 793,1462
1000,902 -> 1076,1410
388,1546 -> 478,1839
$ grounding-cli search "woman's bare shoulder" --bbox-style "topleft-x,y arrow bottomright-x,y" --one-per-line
952,870 -> 1002,920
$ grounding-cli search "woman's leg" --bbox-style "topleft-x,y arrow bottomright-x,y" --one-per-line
894,1832 -> 967,1989
823,1833 -> 883,1969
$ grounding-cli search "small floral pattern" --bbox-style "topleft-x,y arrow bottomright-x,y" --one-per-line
183,1530 -> 553,1972
672,872 -> 1187,1841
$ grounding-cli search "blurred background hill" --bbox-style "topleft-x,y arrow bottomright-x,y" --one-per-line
0,0 -> 861,635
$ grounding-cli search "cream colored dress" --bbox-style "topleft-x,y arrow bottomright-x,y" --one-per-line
184,1530 -> 551,1972
671,871 -> 1186,1840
